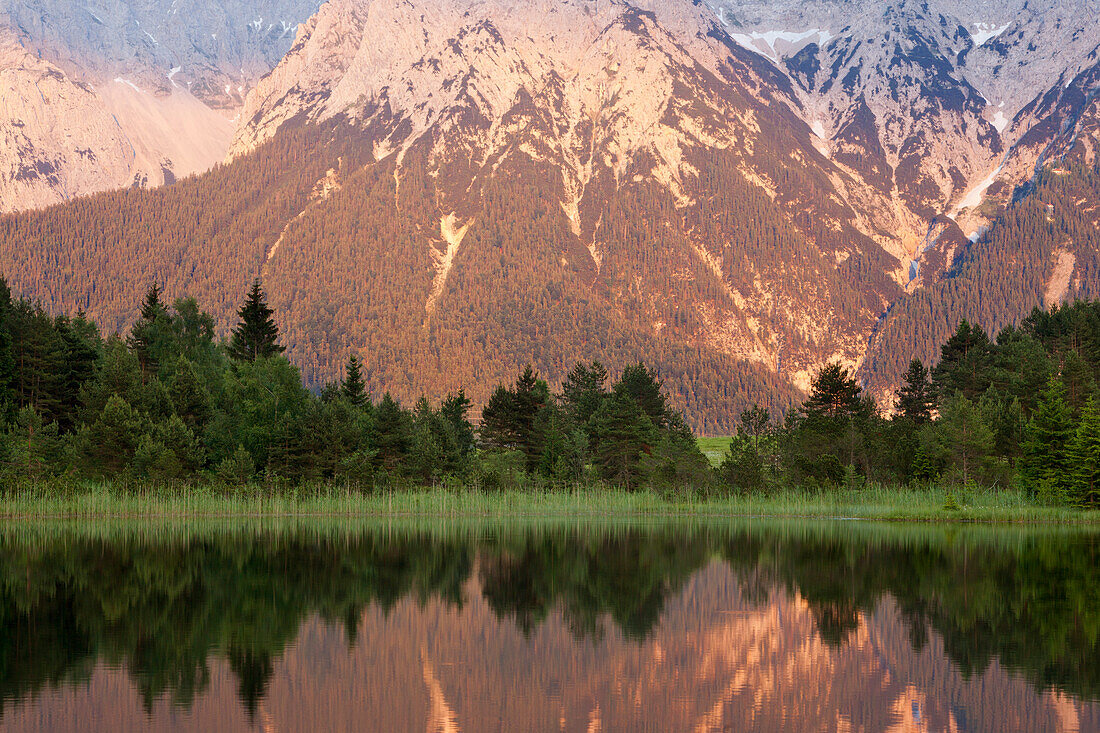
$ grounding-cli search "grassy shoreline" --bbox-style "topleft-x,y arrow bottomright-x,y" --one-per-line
2,483 -> 1099,524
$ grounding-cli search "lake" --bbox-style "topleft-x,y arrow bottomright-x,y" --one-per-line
0,520 -> 1097,731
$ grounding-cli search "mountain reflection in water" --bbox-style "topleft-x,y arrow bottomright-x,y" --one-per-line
0,522 -> 1097,732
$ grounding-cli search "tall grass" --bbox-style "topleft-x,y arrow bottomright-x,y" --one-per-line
1,478 -> 1098,524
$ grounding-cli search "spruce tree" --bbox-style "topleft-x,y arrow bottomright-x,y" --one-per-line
935,392 -> 995,485
341,355 -> 367,407
370,393 -> 413,474
229,279 -> 284,362
440,391 -> 475,463
895,359 -> 934,423
0,278 -> 16,422
127,282 -> 171,375
480,366 -> 550,469
739,405 -> 770,442
1067,397 -> 1100,506
1021,378 -> 1076,498
589,393 -> 658,489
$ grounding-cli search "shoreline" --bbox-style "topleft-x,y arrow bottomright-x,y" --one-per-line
2,486 -> 1099,525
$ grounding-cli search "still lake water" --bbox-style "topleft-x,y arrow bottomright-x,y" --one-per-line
0,520 -> 1097,732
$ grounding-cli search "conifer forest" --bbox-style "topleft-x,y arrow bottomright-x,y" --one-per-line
2,276 -> 1098,505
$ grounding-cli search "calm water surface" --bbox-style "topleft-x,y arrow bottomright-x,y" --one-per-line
0,521 -> 1097,732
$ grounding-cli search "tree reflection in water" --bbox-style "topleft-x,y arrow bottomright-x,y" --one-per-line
0,523 -> 1096,726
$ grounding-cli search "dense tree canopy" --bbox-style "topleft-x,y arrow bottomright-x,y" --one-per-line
0,278 -> 1097,504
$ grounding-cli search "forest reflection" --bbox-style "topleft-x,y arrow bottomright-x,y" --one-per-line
0,522 -> 1097,731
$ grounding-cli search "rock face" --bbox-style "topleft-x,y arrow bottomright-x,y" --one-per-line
231,0 -> 924,391
226,0 -> 1100,389
0,0 -> 321,212
710,0 -> 1100,246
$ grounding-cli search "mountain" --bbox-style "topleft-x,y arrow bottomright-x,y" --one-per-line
0,0 -> 322,212
0,0 -> 1097,429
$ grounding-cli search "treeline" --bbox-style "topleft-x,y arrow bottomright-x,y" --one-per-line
0,277 -> 713,491
863,158 -> 1100,394
731,299 -> 1099,505
1,275 -> 1098,503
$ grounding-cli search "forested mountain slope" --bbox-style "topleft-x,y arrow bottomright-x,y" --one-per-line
0,0 -> 1098,430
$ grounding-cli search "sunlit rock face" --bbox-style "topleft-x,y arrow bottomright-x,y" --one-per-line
225,0 -> 1100,393
0,0 -> 322,212
708,0 -> 1100,241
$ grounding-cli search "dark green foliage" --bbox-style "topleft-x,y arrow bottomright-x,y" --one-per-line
895,359 -> 934,423
785,363 -> 876,486
371,393 -> 414,476
931,321 -> 995,402
976,388 -> 1025,465
560,361 -> 609,429
738,404 -> 771,449
440,391 -> 476,465
4,407 -> 61,480
589,394 -> 659,489
1021,379 -> 1076,498
127,283 -> 171,375
930,393 -> 996,486
341,355 -> 367,407
479,366 -> 551,471
613,364 -> 670,429
229,279 -> 285,363
1067,397 -> 1100,506
73,395 -> 146,477
0,269 -> 1095,500
802,363 -> 863,420
718,439 -> 766,493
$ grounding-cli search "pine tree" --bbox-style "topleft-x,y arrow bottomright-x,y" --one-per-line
0,278 -> 16,423
1021,378 -> 1076,498
589,393 -> 658,489
560,361 -> 609,428
613,363 -> 669,428
932,320 -> 995,402
739,404 -> 771,450
370,393 -> 413,474
935,392 -> 995,485
75,394 -> 146,476
440,391 -> 475,464
229,279 -> 285,362
341,355 -> 367,407
803,363 -> 862,419
895,359 -> 934,423
1067,397 -> 1100,506
480,366 -> 550,469
168,357 -> 211,431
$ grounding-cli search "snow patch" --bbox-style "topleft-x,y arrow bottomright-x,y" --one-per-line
728,29 -> 834,62
990,106 -> 1009,134
951,160 -> 1006,217
810,120 -> 827,139
968,23 -> 1010,47
167,67 -> 181,88
113,78 -> 145,94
